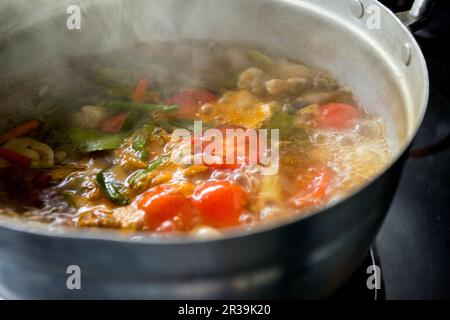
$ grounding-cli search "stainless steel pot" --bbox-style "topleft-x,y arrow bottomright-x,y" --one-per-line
0,0 -> 430,299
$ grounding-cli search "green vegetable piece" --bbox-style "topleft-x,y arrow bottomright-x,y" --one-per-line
70,127 -> 127,152
51,127 -> 127,153
147,157 -> 164,171
127,157 -> 165,187
62,190 -> 78,209
105,86 -> 132,99
106,100 -> 178,113
121,110 -> 146,131
96,170 -> 130,206
247,50 -> 274,69
132,124 -> 154,160
266,111 -> 295,140
36,97 -> 79,139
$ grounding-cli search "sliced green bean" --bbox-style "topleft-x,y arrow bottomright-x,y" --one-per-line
127,157 -> 165,187
132,124 -> 154,160
96,170 -> 130,206
106,100 -> 178,113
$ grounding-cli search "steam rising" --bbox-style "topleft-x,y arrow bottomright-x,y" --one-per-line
0,0 -> 413,155
0,0 -> 271,128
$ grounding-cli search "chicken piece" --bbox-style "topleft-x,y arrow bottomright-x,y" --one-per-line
294,103 -> 320,128
297,87 -> 352,105
237,68 -> 266,95
77,206 -> 122,229
273,59 -> 312,78
112,205 -> 146,230
72,105 -> 107,129
310,70 -> 338,90
265,77 -> 307,96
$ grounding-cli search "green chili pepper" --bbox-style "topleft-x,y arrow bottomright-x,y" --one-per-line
96,170 -> 130,206
132,124 -> 154,160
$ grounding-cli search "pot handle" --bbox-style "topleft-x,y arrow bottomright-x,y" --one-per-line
396,0 -> 437,31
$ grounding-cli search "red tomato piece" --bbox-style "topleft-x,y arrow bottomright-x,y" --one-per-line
0,147 -> 33,168
165,88 -> 217,119
191,180 -> 248,228
289,165 -> 334,209
317,103 -> 359,130
100,111 -> 129,133
138,185 -> 194,232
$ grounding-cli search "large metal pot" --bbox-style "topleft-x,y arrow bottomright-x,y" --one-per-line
0,0 -> 430,299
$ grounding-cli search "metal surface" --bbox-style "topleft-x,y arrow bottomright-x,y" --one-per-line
410,0 -> 435,18
0,0 -> 429,298
397,0 -> 436,30
350,0 -> 365,18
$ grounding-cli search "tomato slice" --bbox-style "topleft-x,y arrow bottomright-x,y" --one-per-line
191,180 -> 247,228
317,103 -> 359,130
138,185 -> 194,232
165,88 -> 217,119
289,165 -> 333,209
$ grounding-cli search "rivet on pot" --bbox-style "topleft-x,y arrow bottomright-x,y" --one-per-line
350,0 -> 365,19
401,43 -> 412,66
